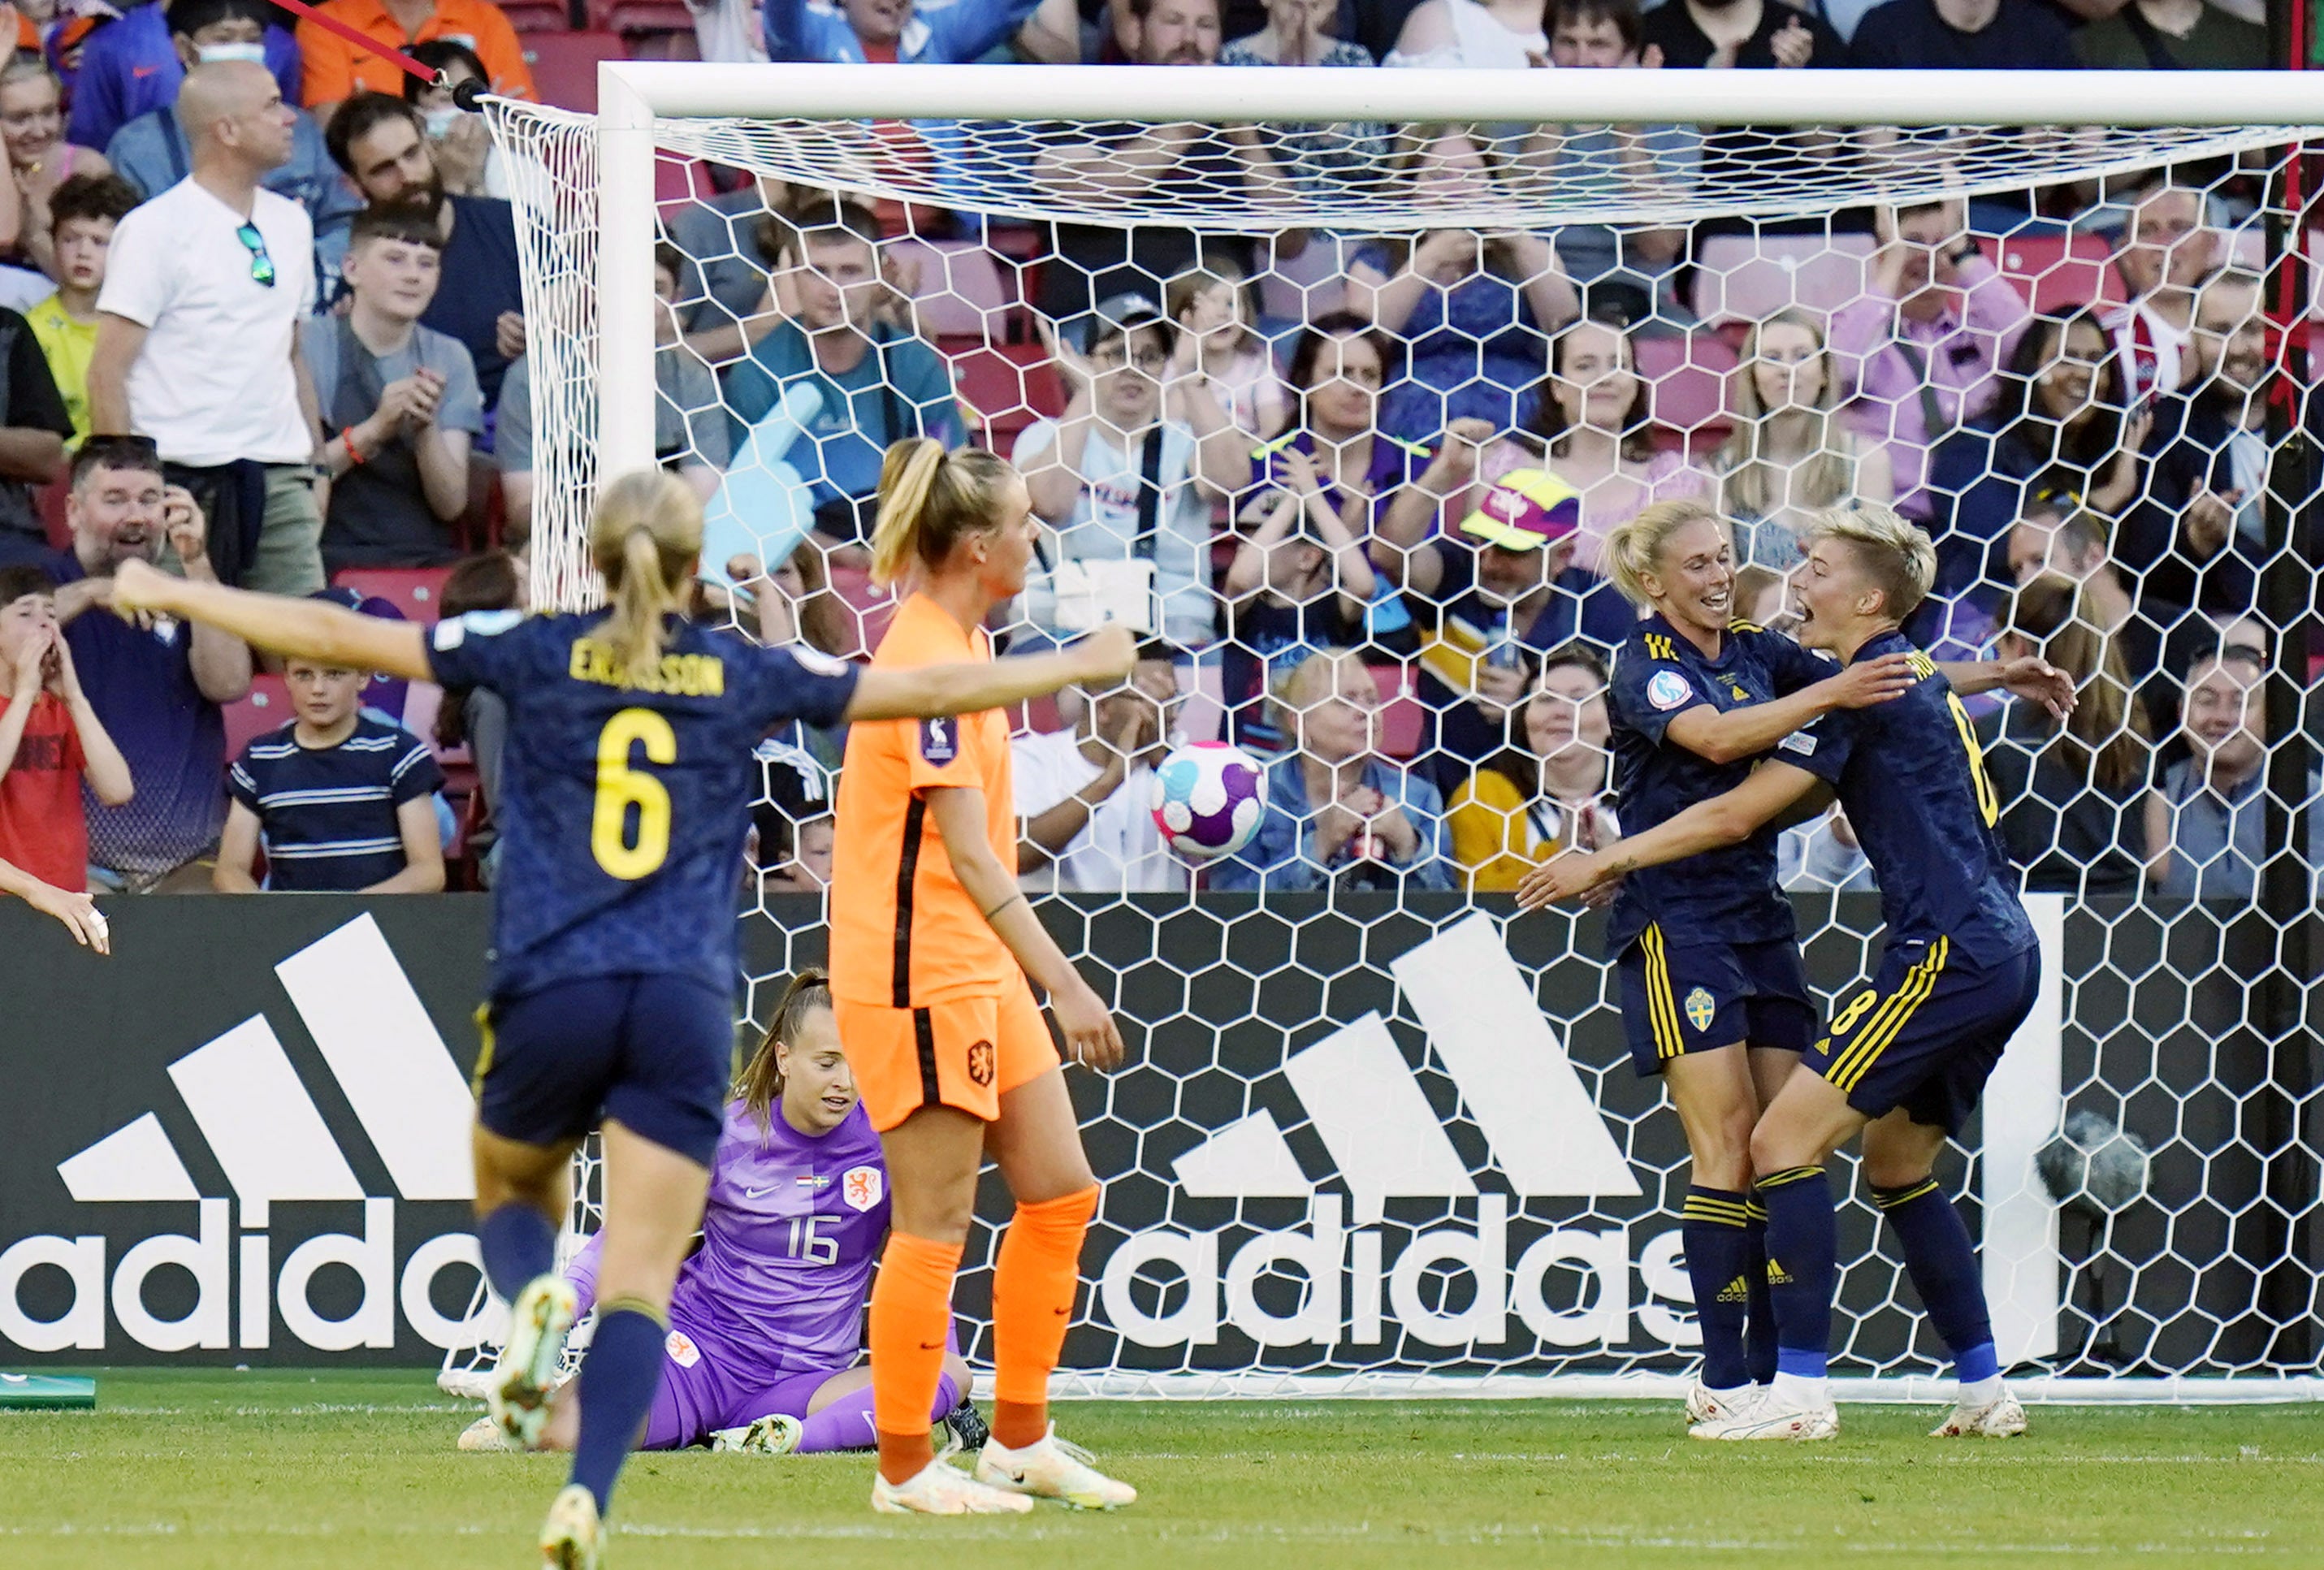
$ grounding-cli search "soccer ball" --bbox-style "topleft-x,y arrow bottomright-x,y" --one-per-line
1150,741 -> 1265,861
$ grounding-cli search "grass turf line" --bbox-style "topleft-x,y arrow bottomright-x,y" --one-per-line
0,1369 -> 2317,1568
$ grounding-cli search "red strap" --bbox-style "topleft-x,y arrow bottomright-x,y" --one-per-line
264,0 -> 439,89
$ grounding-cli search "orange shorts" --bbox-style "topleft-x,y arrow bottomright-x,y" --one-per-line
836,975 -> 1060,1131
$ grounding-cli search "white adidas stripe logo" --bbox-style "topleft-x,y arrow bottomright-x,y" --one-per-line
2,915 -> 494,1356
1170,912 -> 1640,1222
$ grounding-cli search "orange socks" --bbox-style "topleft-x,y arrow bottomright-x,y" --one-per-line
990,1186 -> 1097,1448
869,1230 -> 962,1484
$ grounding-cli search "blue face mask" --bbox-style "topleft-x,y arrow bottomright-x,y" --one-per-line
196,41 -> 268,65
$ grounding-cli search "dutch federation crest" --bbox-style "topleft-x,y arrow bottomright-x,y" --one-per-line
842,1165 -> 884,1213
1685,986 -> 1716,1033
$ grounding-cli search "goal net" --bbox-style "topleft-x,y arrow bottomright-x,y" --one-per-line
451,67 -> 2322,1401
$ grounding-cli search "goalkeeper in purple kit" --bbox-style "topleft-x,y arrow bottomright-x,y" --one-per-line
461,971 -> 982,1456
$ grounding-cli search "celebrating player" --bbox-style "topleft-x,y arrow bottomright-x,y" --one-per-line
459,969 -> 987,1459
1569,497 -> 1918,1425
830,438 -> 1136,1516
108,469 -> 1135,1568
1523,504 -> 2056,1442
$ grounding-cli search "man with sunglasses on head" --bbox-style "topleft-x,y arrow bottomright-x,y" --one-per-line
86,60 -> 329,600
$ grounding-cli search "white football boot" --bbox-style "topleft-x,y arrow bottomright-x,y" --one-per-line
1684,1383 -> 1762,1427
538,1484 -> 602,1569
491,1276 -> 578,1447
1930,1386 -> 2028,1438
710,1414 -> 805,1455
974,1425 -> 1137,1508
870,1459 -> 1036,1516
1689,1391 -> 1839,1442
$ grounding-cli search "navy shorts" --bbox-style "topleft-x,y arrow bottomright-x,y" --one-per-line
1616,926 -> 1816,1077
1809,938 -> 2041,1135
474,974 -> 734,1167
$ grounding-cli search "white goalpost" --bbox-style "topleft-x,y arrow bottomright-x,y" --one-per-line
464,66 -> 2324,1404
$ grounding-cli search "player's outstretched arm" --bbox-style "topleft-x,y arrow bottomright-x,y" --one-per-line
1665,652 -> 1917,765
925,784 -> 1127,1072
0,856 -> 109,954
1516,760 -> 1822,911
109,560 -> 433,683
1938,656 -> 2076,720
844,625 -> 1136,724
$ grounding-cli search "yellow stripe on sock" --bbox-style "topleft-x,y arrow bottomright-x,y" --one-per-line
1757,1165 -> 1824,1191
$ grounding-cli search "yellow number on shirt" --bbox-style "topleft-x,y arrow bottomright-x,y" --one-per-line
592,707 -> 677,880
1944,691 -> 2000,828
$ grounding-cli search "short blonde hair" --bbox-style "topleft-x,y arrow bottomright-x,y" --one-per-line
1804,503 -> 1937,623
1603,497 -> 1726,609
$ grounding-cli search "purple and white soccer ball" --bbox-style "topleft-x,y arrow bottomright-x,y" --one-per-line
1150,741 -> 1265,862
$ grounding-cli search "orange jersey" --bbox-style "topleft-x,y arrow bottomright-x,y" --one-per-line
828,594 -> 1017,1006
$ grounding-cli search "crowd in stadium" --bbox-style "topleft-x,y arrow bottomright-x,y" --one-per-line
0,0 -> 2309,911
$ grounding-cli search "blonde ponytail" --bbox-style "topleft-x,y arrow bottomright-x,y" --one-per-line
870,437 -> 947,588
589,468 -> 703,687
868,437 -> 1021,589
1605,498 -> 1723,610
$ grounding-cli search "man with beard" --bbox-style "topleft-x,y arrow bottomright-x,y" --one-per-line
41,435 -> 252,890
2105,178 -> 2216,403
325,93 -> 526,409
1375,465 -> 1634,796
1030,0 -> 1297,322
2135,269 -> 2275,617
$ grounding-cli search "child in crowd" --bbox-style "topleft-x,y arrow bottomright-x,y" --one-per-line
0,563 -> 131,892
25,171 -> 136,448
215,655 -> 445,893
1166,263 -> 1288,442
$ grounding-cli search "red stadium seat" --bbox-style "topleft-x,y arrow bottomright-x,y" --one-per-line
889,240 -> 1015,344
591,0 -> 697,35
1693,232 -> 1877,327
37,475 -> 67,551
222,675 -> 292,760
825,564 -> 900,660
497,0 -> 573,33
1980,232 -> 2124,316
951,341 -> 1065,448
523,29 -> 626,114
1370,664 -> 1425,761
332,566 -> 455,625
1636,330 -> 1737,455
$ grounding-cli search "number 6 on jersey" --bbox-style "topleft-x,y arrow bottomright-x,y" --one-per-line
594,707 -> 677,879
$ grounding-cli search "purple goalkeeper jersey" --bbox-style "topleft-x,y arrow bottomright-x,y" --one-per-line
567,1098 -> 890,1375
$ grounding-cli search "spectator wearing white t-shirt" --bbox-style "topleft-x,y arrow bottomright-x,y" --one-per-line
1016,293 -> 1250,648
1011,641 -> 1188,893
86,61 -> 325,597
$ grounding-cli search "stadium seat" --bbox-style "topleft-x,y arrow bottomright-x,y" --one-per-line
524,30 -> 626,114
951,342 -> 1065,448
889,240 -> 1015,344
1370,663 -> 1425,761
36,475 -> 66,551
591,0 -> 697,36
332,566 -> 455,625
222,675 -> 292,759
1693,232 -> 1877,327
496,0 -> 574,33
1637,330 -> 1737,455
1980,231 -> 2123,316
826,563 -> 899,659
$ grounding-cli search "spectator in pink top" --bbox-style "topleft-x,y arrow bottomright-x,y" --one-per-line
1487,314 -> 1701,575
1831,191 -> 2031,529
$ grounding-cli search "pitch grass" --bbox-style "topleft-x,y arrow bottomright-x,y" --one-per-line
0,1371 -> 2318,1568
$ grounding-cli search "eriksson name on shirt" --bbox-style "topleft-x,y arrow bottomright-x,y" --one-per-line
569,639 -> 727,697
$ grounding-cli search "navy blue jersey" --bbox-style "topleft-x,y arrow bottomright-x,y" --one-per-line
1785,629 -> 2036,967
1604,613 -> 1835,954
228,715 -> 443,891
426,610 -> 860,1000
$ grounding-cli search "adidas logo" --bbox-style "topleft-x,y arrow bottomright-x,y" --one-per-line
1766,1258 -> 1794,1287
1099,915 -> 1689,1355
1716,1275 -> 1751,1304
2,915 -> 500,1356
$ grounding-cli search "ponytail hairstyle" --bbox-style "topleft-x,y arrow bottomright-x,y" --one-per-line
868,438 -> 1019,589
589,469 -> 703,687
732,968 -> 834,1135
1603,497 -> 1725,610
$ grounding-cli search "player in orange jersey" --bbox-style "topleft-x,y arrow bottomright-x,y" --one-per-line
829,438 -> 1136,1516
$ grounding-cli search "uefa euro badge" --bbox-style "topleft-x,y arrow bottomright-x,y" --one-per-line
842,1165 -> 884,1213
1685,986 -> 1716,1033
920,716 -> 958,763
1647,670 -> 1692,711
